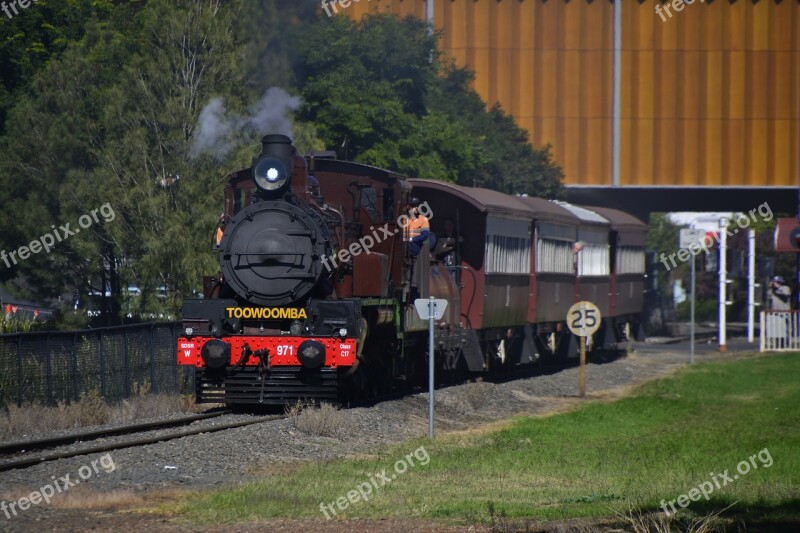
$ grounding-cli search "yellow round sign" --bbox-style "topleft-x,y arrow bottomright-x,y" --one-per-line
566,301 -> 602,337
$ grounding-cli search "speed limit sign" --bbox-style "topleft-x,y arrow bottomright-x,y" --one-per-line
567,301 -> 601,337
566,301 -> 601,398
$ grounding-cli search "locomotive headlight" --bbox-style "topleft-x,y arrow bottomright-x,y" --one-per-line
338,327 -> 348,338
253,156 -> 289,192
184,327 -> 194,336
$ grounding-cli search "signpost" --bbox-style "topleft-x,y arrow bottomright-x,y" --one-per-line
414,297 -> 448,439
566,301 -> 601,398
679,228 -> 706,364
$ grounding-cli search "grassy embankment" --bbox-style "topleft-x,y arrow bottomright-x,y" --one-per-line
173,353 -> 800,528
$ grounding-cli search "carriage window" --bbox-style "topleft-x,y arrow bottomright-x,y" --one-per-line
617,246 -> 645,274
536,239 -> 573,274
577,243 -> 610,276
382,188 -> 394,222
361,187 -> 379,220
486,235 -> 530,274
233,188 -> 244,213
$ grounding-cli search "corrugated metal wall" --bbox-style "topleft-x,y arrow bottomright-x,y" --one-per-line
346,0 -> 799,187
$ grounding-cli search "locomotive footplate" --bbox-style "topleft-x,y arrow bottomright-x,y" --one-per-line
195,366 -> 339,405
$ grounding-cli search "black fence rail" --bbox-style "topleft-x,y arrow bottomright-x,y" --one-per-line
0,322 -> 194,407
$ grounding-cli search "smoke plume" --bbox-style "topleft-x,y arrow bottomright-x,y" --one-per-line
190,87 -> 301,161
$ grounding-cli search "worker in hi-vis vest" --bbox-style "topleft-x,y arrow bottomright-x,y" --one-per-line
403,197 -> 430,258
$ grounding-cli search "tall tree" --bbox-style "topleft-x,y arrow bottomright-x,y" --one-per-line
292,13 -> 562,196
0,17 -> 137,309
96,0 -> 245,318
0,0 -> 119,133
293,14 -> 482,181
0,0 -> 247,323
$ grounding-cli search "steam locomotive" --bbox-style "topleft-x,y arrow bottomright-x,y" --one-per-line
176,135 -> 646,405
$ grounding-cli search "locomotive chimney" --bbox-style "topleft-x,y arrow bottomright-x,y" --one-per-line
261,134 -> 294,160
257,133 -> 305,197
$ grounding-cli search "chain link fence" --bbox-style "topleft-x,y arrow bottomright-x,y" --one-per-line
0,322 -> 194,407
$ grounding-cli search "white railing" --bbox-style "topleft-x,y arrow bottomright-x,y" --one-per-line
760,311 -> 800,352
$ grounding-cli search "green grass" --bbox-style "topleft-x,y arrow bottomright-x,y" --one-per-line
173,353 -> 800,527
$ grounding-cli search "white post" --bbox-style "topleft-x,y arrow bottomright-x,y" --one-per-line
718,217 -> 727,352
428,295 -> 435,439
747,229 -> 756,343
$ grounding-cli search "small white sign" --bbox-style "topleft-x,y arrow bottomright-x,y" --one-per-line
414,298 -> 448,320
679,228 -> 706,250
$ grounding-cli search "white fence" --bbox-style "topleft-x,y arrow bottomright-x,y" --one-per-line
760,311 -> 800,352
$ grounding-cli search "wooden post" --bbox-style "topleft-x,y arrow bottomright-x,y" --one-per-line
579,335 -> 586,398
567,301 -> 599,399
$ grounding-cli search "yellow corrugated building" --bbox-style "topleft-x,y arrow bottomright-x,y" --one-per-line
344,0 -> 799,188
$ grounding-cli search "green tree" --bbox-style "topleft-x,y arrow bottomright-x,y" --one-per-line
237,0 -> 318,97
0,0 -> 246,323
0,0 -> 119,133
428,64 -> 563,197
0,17 -> 136,308
292,13 -> 562,196
645,213 -> 681,298
96,0 -> 245,318
293,14 -> 476,179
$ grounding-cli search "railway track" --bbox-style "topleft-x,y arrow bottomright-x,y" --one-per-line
0,411 -> 284,472
0,348 -> 628,473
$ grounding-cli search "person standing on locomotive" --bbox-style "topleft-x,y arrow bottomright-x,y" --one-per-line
215,214 -> 230,248
403,197 -> 430,258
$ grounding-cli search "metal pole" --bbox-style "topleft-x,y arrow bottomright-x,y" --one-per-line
718,217 -> 727,352
611,0 -> 621,187
99,330 -> 106,398
72,332 -> 79,402
428,295 -> 434,439
150,324 -> 157,394
124,328 -> 130,398
747,229 -> 756,343
172,323 -> 178,392
17,335 -> 22,407
46,334 -> 52,405
690,253 -> 696,364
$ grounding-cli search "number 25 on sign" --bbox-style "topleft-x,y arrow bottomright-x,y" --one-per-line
567,301 -> 601,398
